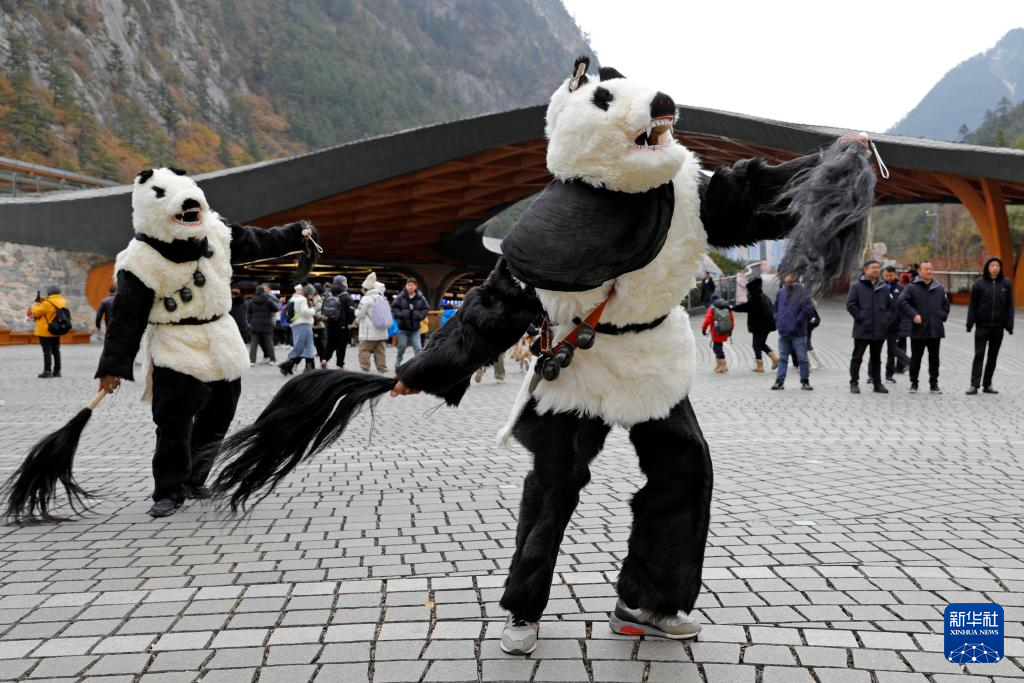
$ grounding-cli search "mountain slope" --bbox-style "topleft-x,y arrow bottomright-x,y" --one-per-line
889,28 -> 1024,140
0,0 -> 591,182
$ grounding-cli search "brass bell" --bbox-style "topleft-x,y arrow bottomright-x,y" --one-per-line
163,297 -> 177,312
576,323 -> 596,350
193,270 -> 206,287
179,287 -> 193,303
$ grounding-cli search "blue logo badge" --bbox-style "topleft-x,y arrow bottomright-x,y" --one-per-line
944,603 -> 1003,663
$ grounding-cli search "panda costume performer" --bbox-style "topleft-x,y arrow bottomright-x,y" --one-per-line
95,167 -> 319,518
211,58 -> 876,653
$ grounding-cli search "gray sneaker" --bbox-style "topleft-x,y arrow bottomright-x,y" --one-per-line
500,615 -> 539,655
609,599 -> 701,640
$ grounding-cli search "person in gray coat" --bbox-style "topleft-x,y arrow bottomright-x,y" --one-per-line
846,260 -> 892,393
898,261 -> 950,393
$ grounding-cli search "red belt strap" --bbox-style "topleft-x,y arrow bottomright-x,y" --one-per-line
539,285 -> 615,355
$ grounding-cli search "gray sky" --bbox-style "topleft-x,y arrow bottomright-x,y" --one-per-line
562,0 -> 1023,133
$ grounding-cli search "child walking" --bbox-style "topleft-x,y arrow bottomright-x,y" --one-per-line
702,296 -> 734,373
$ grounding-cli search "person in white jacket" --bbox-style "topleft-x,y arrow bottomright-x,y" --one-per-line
355,273 -> 390,374
279,284 -> 317,375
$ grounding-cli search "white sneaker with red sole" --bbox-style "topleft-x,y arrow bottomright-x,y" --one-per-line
609,599 -> 701,640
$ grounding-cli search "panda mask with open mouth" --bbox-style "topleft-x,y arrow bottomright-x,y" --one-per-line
502,57 -> 690,291
132,167 -> 212,243
545,56 -> 688,194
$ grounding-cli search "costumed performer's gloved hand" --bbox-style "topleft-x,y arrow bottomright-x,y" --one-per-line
99,375 -> 121,394
390,380 -> 420,398
837,133 -> 870,152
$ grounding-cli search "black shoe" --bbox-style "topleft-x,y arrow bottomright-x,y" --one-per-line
800,381 -> 813,391
38,371 -> 52,378
52,371 -> 61,378
278,360 -> 295,376
872,382 -> 889,394
930,384 -> 942,394
983,386 -> 999,394
771,381 -> 785,390
909,382 -> 919,393
885,375 -> 896,383
849,382 -> 861,394
148,498 -> 183,518
186,485 -> 212,500
966,386 -> 978,395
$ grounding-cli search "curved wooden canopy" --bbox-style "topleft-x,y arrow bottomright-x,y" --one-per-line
2,104 -> 1023,301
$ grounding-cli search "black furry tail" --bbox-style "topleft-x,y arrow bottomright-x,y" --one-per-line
776,140 -> 876,295
2,408 -> 95,524
210,370 -> 396,512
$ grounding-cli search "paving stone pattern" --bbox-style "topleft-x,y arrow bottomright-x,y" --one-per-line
0,302 -> 1022,681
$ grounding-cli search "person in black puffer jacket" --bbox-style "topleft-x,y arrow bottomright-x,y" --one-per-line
230,289 -> 250,344
248,284 -> 280,364
845,260 -> 892,393
965,256 -> 1014,394
322,275 -> 355,368
392,277 -> 429,367
731,275 -> 777,372
898,261 -> 949,393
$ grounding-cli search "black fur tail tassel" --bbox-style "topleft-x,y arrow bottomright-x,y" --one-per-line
2,408 -> 95,524
211,370 -> 396,512
776,140 -> 876,295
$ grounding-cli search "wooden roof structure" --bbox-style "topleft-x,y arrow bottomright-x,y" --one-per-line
2,104 -> 1023,304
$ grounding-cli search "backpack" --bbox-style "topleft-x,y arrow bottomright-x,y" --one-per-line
284,300 -> 296,322
47,302 -> 73,336
712,306 -> 733,335
371,294 -> 393,329
321,293 -> 342,322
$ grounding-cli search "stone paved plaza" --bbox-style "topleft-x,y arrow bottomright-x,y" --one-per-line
0,301 -> 1022,682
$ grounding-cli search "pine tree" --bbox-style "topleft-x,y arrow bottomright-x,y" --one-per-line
2,32 -> 55,155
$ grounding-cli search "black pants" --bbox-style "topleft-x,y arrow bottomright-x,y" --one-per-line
885,331 -> 909,377
971,327 -> 1004,389
501,398 -> 712,621
313,328 -> 326,360
249,330 -> 276,363
39,337 -> 61,374
850,338 -> 884,384
751,333 -> 772,360
909,338 -> 941,386
324,324 -> 351,367
151,366 -> 241,502
712,341 -> 724,359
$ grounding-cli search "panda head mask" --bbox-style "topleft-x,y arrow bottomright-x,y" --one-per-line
545,57 -> 688,194
132,167 -> 212,243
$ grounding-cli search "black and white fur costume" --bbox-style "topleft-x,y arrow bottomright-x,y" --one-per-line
393,60 -> 875,622
96,168 -> 316,503
211,58 -> 874,628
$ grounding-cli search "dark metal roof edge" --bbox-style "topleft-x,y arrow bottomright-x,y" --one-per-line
676,106 -> 1024,183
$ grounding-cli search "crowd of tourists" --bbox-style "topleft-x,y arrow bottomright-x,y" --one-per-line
29,257 -> 1015,395
704,256 -> 1014,394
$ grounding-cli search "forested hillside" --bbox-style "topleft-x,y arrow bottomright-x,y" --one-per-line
0,0 -> 592,182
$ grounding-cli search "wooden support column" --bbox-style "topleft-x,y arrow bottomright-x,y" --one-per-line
936,173 -> 1022,307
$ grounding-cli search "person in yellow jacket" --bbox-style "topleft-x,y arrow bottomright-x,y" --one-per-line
28,284 -> 68,378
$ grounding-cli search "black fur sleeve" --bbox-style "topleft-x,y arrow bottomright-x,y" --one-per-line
700,153 -> 822,248
229,221 -> 314,265
396,259 -> 543,406
95,270 -> 155,381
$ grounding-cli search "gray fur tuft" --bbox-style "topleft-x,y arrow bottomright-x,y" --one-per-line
776,141 -> 876,295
